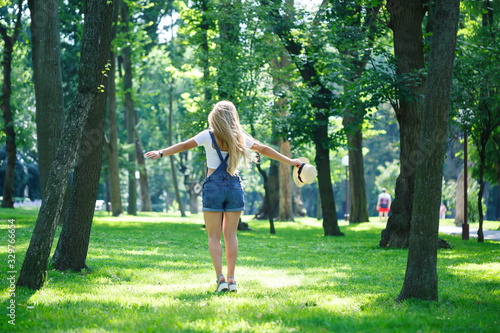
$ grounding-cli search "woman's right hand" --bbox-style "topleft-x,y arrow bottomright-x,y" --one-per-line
144,150 -> 161,160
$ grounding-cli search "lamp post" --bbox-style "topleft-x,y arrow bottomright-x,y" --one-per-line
342,155 -> 349,223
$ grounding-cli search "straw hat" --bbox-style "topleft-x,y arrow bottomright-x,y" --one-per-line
293,157 -> 318,188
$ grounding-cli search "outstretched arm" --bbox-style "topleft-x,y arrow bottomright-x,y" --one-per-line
145,138 -> 198,160
250,142 -> 303,168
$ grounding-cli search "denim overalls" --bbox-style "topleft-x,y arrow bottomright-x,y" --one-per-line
202,131 -> 245,212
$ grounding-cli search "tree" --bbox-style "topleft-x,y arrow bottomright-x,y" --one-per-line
0,0 -> 22,208
51,0 -> 115,271
27,0 -> 66,209
17,0 -> 115,289
452,0 -> 500,242
261,0 -> 343,236
103,0 -> 124,217
121,0 -> 137,215
397,0 -> 459,301
379,0 -> 427,248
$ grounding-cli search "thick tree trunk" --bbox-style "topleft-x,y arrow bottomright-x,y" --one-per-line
121,1 -> 137,215
397,0 -> 459,302
0,0 -> 22,209
103,0 -> 123,217
17,0 -> 114,289
51,1 -> 114,272
380,0 -> 426,248
28,0 -> 65,204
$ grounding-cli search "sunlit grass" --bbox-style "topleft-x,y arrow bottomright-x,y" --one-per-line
0,209 -> 499,332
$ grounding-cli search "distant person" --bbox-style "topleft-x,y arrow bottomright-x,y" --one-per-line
377,188 -> 391,223
440,202 -> 447,220
145,101 -> 307,293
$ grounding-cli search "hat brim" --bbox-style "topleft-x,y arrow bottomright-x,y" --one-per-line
293,157 -> 311,188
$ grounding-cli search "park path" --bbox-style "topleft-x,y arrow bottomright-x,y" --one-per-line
439,225 -> 500,242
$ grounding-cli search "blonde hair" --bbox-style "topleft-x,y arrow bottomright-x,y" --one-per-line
208,101 -> 257,176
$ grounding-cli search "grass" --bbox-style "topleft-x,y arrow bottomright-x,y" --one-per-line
1,208 -> 499,332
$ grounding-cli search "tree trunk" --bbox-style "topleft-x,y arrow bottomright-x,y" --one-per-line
454,169 -> 468,226
278,139 -> 293,220
135,127 -> 152,211
168,76 -> 186,217
103,0 -> 123,217
343,116 -> 369,223
477,147 -> 486,242
17,0 -> 115,289
51,0 -> 114,272
380,0 -> 426,248
315,113 -> 343,236
28,0 -> 66,207
121,1 -> 137,215
256,160 -> 275,234
0,0 -> 22,208
397,0 -> 459,302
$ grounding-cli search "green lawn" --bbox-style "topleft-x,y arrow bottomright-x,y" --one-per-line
1,209 -> 499,332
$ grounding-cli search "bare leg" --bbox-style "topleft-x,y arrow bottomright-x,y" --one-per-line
223,211 -> 241,283
379,211 -> 383,223
204,211 -> 224,280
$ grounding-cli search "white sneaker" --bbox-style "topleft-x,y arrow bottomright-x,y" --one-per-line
228,276 -> 237,292
215,274 -> 228,292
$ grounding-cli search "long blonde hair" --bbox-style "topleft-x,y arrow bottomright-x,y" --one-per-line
208,101 -> 256,176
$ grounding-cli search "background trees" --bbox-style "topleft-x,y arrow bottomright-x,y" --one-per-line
3,0 -> 498,297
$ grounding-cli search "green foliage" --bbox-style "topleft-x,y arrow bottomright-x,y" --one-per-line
374,160 -> 398,198
443,177 -> 487,223
1,209 -> 499,332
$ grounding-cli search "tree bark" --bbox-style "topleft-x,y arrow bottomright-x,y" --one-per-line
27,0 -> 66,207
17,0 -> 115,289
397,0 -> 459,302
0,0 -> 22,208
380,0 -> 426,248
103,0 -> 123,217
121,1 -> 137,215
51,0 -> 114,272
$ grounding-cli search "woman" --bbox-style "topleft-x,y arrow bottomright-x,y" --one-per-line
145,101 -> 303,292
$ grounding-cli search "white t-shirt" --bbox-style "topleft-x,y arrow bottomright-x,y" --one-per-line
378,192 -> 391,208
193,130 -> 255,169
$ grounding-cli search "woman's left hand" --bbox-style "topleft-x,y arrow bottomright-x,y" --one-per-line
290,159 -> 304,168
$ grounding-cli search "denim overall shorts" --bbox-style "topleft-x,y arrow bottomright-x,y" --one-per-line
202,132 -> 245,212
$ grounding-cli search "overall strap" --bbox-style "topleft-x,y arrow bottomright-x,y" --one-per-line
209,131 -> 229,163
